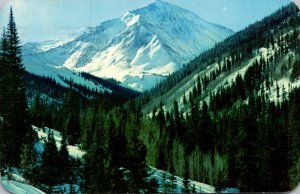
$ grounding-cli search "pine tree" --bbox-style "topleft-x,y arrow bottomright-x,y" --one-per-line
31,94 -> 44,127
183,157 -> 190,193
82,110 -> 109,193
173,100 -> 182,137
41,131 -> 60,192
63,82 -> 81,145
197,75 -> 202,96
199,101 -> 213,153
58,130 -> 71,184
169,157 -> 177,192
20,131 -> 38,184
288,89 -> 300,189
0,7 -> 29,168
126,128 -> 149,192
183,93 -> 187,105
158,100 -> 165,136
291,61 -> 300,81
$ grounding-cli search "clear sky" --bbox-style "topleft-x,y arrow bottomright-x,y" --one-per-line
0,0 -> 292,43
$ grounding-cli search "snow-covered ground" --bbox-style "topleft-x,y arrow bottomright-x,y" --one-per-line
150,167 -> 239,193
33,126 -> 85,159
1,169 -> 44,194
1,180 -> 45,194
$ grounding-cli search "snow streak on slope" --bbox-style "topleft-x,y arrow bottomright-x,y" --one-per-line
23,0 -> 233,91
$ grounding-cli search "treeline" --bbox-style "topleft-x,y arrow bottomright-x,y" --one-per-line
79,72 -> 140,99
26,71 -> 139,107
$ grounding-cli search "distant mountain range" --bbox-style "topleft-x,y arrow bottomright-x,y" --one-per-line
22,0 -> 233,91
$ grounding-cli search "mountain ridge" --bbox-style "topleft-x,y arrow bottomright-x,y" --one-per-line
23,0 -> 233,91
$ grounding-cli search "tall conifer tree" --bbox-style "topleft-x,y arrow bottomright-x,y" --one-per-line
0,7 -> 29,168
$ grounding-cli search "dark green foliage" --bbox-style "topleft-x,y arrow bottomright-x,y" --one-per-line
20,131 -> 39,185
63,82 -> 81,145
58,130 -> 71,183
0,7 -> 30,168
148,177 -> 159,193
288,89 -> 300,188
81,103 -> 152,193
137,20 -> 300,191
31,94 -> 45,127
79,72 -> 140,99
183,157 -> 190,193
291,60 -> 300,81
158,100 -> 166,137
41,132 -> 60,192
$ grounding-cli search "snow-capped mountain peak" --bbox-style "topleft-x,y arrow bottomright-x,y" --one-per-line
23,1 -> 233,91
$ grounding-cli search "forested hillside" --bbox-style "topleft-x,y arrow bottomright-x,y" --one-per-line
137,3 -> 300,192
138,3 -> 299,108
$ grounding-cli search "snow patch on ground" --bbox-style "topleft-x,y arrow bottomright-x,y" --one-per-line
149,167 -> 239,193
1,180 -> 45,194
33,126 -> 85,159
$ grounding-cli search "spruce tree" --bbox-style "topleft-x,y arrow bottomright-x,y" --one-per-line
173,100 -> 182,137
31,94 -> 44,127
183,157 -> 190,193
58,130 -> 71,184
158,100 -> 165,136
41,132 -> 60,192
0,7 -> 29,168
19,131 -> 38,184
288,89 -> 300,189
63,82 -> 80,145
126,127 -> 149,192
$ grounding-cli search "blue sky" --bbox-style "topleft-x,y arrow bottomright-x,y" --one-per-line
0,0 -> 292,43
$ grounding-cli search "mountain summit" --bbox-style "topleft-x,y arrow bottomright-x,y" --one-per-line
23,0 -> 233,91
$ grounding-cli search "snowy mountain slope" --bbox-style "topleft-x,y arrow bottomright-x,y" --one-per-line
23,0 -> 233,91
24,61 -> 112,94
143,25 -> 300,116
